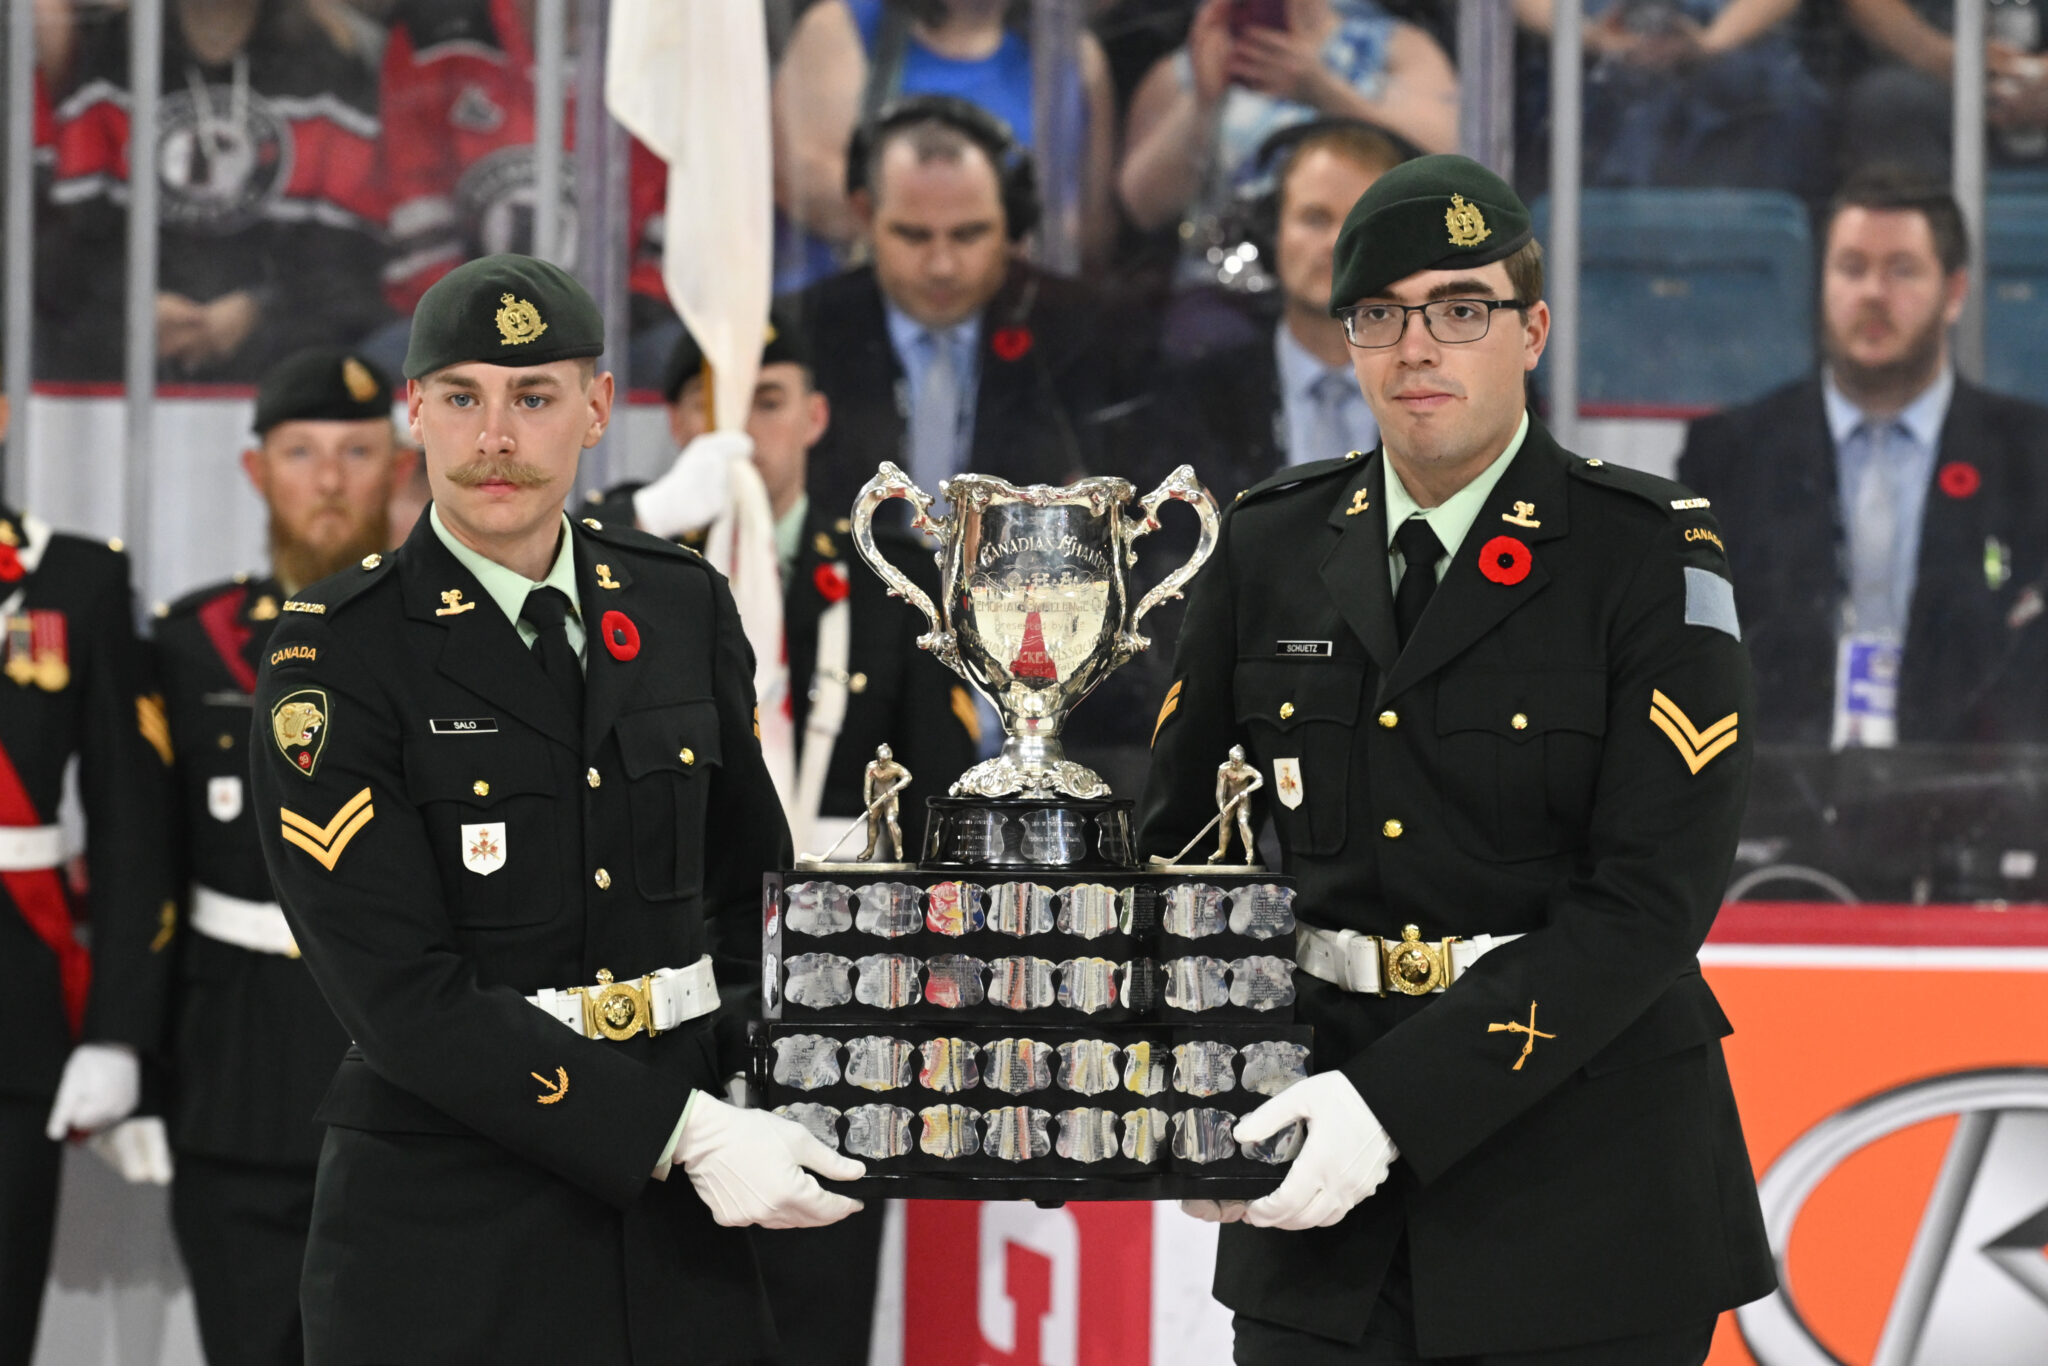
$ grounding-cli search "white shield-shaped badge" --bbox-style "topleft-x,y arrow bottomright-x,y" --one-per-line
1273,758 -> 1304,810
207,775 -> 243,823
460,822 -> 507,876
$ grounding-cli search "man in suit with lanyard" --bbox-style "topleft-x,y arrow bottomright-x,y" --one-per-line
1139,156 -> 1773,1364
1679,166 -> 2048,745
153,348 -> 414,1366
251,255 -> 864,1363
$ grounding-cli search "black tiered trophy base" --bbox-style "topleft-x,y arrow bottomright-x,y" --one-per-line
920,795 -> 1134,871
759,794 -> 1311,1202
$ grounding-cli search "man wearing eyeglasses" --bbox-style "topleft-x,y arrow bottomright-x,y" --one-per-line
1137,155 -> 1773,1365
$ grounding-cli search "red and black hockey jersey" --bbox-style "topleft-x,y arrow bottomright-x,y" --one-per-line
38,4 -> 389,382
378,0 -> 668,314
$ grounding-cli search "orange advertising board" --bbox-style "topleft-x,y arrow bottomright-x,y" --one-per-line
1701,905 -> 2048,1366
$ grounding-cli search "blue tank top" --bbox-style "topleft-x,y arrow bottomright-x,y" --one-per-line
849,0 -> 1038,144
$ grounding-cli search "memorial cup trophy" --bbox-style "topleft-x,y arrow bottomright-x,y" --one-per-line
757,464 -> 1309,1199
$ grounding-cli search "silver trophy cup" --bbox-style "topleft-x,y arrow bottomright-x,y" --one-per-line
850,462 -> 1220,800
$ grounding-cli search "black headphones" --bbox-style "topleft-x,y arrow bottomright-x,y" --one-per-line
844,94 -> 1043,243
1237,117 -> 1421,274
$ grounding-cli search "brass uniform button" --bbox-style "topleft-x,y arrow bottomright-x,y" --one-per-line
1382,819 -> 1404,839
679,748 -> 695,766
1279,702 -> 1295,720
1511,713 -> 1529,731
594,868 -> 611,890
848,672 -> 868,694
218,734 -> 234,750
582,518 -> 603,530
586,768 -> 601,788
1586,458 -> 1604,468
108,537 -> 125,553
361,553 -> 382,569
1378,710 -> 1398,729
473,780 -> 489,797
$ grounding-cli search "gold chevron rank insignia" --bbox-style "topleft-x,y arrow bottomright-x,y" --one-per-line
280,787 -> 375,871
1649,690 -> 1738,774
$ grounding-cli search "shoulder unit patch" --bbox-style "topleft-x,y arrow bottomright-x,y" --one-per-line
271,688 -> 331,778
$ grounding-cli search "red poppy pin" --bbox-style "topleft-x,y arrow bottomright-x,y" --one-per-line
814,562 -> 851,604
599,609 -> 640,661
991,325 -> 1034,362
1938,461 -> 1981,499
1478,535 -> 1533,586
0,546 -> 22,583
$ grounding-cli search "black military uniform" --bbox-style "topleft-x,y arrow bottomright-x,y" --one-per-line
151,349 -> 394,1366
1136,158 -> 1774,1362
250,259 -> 790,1363
0,507 -> 172,1362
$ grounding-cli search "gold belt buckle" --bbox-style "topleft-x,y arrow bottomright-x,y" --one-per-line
1379,925 -> 1458,996
579,969 -> 661,1041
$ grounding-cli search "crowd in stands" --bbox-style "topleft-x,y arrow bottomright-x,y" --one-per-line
19,0 -> 2048,390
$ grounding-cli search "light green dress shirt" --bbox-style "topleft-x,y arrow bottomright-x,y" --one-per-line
1384,411 -> 1530,589
774,494 -> 810,585
429,505 -> 587,666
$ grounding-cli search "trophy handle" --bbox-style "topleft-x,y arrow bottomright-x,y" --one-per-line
851,462 -> 961,673
1124,464 -> 1221,652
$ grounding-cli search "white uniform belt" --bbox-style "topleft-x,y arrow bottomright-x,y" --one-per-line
1295,922 -> 1522,995
527,955 -> 719,1041
0,825 -> 63,871
190,885 -> 300,957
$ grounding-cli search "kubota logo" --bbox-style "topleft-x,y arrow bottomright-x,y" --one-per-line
1740,1068 -> 2048,1366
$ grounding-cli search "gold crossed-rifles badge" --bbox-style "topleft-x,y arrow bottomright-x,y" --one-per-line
1488,1001 -> 1555,1070
1446,194 -> 1491,248
1649,688 -> 1738,774
495,293 -> 549,346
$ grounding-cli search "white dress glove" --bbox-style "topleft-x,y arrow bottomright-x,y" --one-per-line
45,1043 -> 141,1140
87,1116 -> 174,1184
632,431 -> 751,539
672,1093 -> 867,1229
1236,1072 -> 1397,1230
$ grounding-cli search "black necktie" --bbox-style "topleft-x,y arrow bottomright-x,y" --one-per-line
1393,517 -> 1445,648
519,586 -> 584,721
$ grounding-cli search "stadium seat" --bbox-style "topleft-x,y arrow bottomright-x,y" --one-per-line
1984,192 -> 2048,405
1531,190 -> 1814,410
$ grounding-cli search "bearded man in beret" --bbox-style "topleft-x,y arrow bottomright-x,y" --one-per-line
1138,155 -> 1775,1365
249,254 -> 862,1365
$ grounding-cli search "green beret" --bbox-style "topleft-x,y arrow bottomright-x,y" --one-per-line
660,307 -> 814,404
403,253 -> 606,379
253,348 -> 392,435
1328,154 -> 1534,314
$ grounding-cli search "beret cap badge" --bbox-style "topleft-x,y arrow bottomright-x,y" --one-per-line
340,357 -> 379,403
1445,193 -> 1491,248
495,293 -> 549,346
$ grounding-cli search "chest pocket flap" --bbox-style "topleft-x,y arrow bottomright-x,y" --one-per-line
1435,670 -> 1607,741
617,701 -> 723,778
616,701 -> 721,900
403,731 -> 553,806
1233,659 -> 1366,731
401,731 -> 556,927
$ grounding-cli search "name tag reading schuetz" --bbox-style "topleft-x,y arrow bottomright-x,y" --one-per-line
1276,640 -> 1333,658
431,718 -> 499,735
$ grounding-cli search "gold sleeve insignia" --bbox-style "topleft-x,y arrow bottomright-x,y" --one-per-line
1487,1002 -> 1555,1070
136,693 -> 173,764
148,901 -> 176,954
949,685 -> 981,744
280,787 -> 375,871
533,1067 -> 569,1105
1649,689 -> 1738,774
1151,680 -> 1184,747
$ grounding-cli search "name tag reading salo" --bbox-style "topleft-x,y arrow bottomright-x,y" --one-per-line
1275,640 -> 1333,657
431,717 -> 499,735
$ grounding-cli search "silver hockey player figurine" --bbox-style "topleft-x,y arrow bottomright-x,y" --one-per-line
1211,745 -> 1264,866
861,745 -> 911,863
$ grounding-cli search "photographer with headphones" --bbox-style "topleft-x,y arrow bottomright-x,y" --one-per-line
1143,119 -> 1411,498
